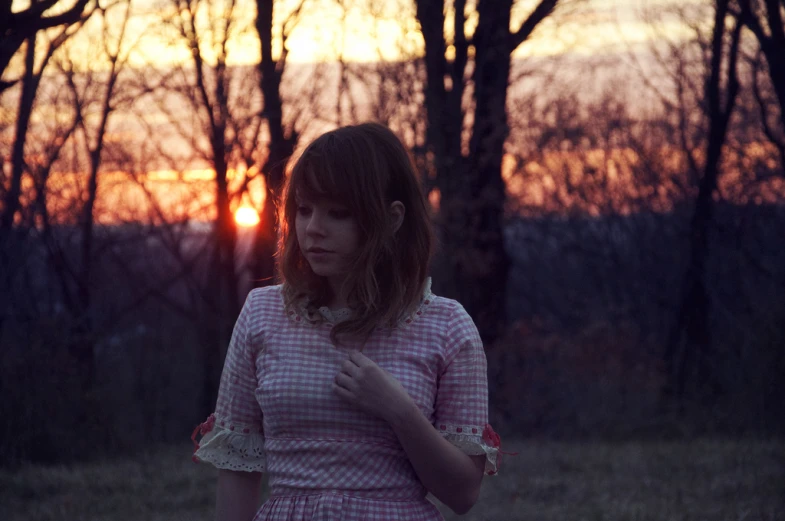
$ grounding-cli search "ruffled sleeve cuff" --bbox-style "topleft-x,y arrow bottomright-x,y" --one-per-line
191,414 -> 266,472
436,423 -> 504,475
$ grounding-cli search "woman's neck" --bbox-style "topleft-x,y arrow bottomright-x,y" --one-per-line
326,275 -> 350,310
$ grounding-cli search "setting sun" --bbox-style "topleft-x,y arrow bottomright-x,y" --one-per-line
235,206 -> 260,227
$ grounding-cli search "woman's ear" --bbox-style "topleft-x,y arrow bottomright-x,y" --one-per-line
389,201 -> 405,234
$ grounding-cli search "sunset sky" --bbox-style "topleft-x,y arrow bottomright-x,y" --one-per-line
4,0 -> 708,227
9,0 -> 696,70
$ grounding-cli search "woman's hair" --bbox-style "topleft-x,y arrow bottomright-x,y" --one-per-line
278,122 -> 434,343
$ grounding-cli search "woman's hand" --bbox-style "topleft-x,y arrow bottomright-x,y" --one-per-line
332,350 -> 416,424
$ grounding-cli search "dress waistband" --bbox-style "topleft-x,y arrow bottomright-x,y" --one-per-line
269,487 -> 427,502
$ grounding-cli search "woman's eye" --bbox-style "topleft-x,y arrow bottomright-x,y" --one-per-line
329,209 -> 352,219
296,206 -> 312,216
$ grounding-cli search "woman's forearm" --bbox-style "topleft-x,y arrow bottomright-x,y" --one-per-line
387,402 -> 485,514
215,469 -> 263,521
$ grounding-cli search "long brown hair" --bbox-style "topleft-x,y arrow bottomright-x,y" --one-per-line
278,123 -> 434,343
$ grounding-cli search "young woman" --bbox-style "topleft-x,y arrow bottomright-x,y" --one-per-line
192,123 -> 503,521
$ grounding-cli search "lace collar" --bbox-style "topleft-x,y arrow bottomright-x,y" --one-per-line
317,306 -> 352,323
287,278 -> 434,329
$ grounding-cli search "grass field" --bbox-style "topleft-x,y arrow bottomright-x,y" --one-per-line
1,439 -> 783,521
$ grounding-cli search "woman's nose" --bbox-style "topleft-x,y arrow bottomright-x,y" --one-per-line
306,211 -> 326,236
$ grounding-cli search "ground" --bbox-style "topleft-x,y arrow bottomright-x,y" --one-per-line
1,439 -> 783,521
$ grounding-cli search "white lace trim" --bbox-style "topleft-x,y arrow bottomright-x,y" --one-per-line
194,424 -> 266,472
288,278 -> 434,329
318,306 -> 352,323
437,424 -> 499,475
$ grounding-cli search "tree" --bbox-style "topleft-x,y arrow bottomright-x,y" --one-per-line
737,0 -> 785,124
0,0 -> 95,92
663,0 -> 744,402
251,0 -> 303,284
55,0 -> 136,398
150,0 -> 316,416
0,9 -> 92,346
737,0 -> 785,163
415,0 -> 560,343
151,0 -> 256,414
1,12 -> 93,230
0,0 -> 144,462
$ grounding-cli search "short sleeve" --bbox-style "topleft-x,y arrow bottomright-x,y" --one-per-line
192,290 -> 266,472
434,304 -> 500,475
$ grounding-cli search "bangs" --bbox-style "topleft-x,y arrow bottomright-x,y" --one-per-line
289,145 -> 355,207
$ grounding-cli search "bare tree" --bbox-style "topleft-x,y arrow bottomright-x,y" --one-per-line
1,16 -> 92,231
663,0 -> 744,403
415,0 -> 562,343
736,0 -> 785,163
149,0 -> 320,415
0,0 -> 144,462
737,0 -> 785,126
0,14 -> 91,346
54,0 -> 136,396
0,0 -> 94,91
250,0 -> 304,284
148,0 -> 254,414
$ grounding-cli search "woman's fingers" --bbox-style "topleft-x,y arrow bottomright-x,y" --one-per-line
332,383 -> 354,401
348,349 -> 373,367
334,371 -> 355,391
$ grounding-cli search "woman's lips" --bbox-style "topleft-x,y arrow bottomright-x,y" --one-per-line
307,248 -> 335,261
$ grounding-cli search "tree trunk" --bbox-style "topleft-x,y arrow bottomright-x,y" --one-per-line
1,38 -> 37,231
202,154 -> 240,417
184,5 -> 242,420
759,0 -> 785,119
463,0 -> 513,343
738,0 -> 785,129
215,155 -> 241,322
0,38 -> 37,342
252,0 -> 296,286
71,47 -> 120,399
663,0 -> 741,403
416,0 -> 471,322
417,0 -> 512,344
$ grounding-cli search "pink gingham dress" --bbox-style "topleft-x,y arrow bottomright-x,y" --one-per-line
192,279 -> 500,521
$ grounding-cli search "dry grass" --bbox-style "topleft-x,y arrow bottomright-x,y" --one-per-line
1,439 -> 783,521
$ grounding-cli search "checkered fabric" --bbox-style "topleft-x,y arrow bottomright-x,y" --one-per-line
193,281 -> 499,521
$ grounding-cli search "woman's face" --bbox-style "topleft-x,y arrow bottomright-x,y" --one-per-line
294,194 -> 361,283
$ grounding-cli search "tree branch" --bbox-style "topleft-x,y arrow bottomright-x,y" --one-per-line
509,0 -> 559,53
9,0 -> 89,32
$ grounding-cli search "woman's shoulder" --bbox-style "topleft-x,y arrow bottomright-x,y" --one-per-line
409,278 -> 463,318
416,287 -> 479,340
422,290 -> 473,326
247,282 -> 284,299
420,294 -> 483,364
237,285 -> 291,346
242,284 -> 286,320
